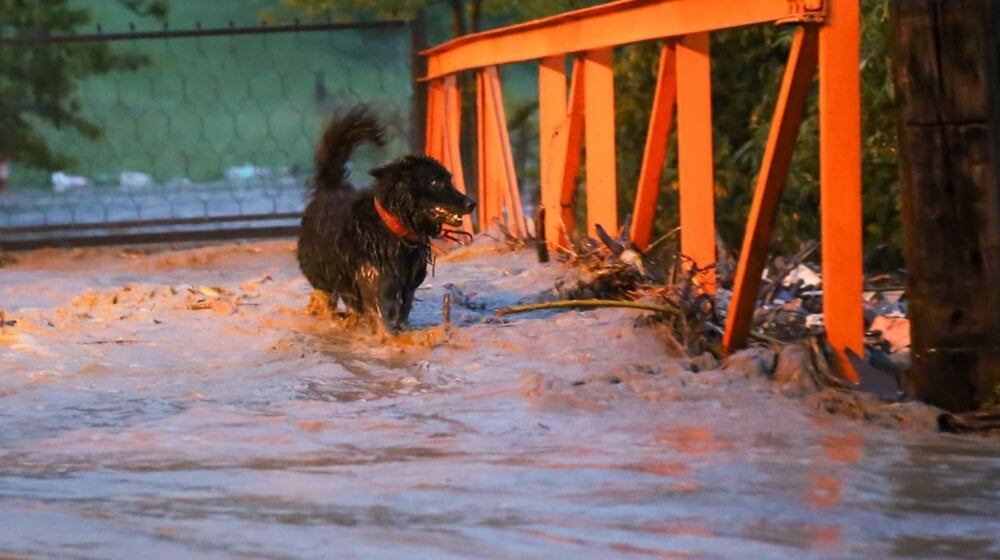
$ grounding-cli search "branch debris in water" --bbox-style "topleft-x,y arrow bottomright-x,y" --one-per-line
496,298 -> 681,317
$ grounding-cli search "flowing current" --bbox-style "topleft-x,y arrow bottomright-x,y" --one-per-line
1,239 -> 998,559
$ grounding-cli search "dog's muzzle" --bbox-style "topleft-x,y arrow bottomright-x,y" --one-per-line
431,198 -> 476,227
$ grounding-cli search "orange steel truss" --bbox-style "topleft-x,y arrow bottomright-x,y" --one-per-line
420,0 -> 862,380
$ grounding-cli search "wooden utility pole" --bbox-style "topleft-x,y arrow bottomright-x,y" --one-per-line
890,0 -> 1000,411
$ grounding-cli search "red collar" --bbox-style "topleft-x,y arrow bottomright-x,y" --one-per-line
374,198 -> 421,243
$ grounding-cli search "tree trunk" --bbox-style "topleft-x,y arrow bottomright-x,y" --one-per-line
409,8 -> 428,152
470,0 -> 483,33
889,0 -> 1000,411
449,0 -> 467,37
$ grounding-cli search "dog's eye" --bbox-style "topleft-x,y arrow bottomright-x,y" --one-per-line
429,179 -> 444,190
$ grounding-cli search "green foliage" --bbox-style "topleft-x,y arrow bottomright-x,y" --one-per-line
266,0 -> 597,24
0,0 -> 166,170
264,0 -> 425,21
612,0 -> 897,252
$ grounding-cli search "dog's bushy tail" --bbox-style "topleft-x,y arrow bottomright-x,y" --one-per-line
312,105 -> 387,191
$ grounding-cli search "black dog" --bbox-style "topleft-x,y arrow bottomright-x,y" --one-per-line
297,106 -> 476,333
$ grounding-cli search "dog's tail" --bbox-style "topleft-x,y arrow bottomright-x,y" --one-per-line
312,105 -> 387,191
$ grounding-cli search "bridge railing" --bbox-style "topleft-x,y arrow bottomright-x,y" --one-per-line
420,0 -> 862,379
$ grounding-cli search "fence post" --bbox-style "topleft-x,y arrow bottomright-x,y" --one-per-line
890,0 -> 1000,411
676,32 -> 716,293
583,47 -> 618,237
819,0 -> 863,381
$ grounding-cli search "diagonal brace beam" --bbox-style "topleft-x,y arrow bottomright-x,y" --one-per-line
723,25 -> 819,352
631,42 -> 678,250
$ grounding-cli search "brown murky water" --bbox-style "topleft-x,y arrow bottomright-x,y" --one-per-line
1,239 -> 998,559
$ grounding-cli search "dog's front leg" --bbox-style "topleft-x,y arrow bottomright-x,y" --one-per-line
377,281 -> 406,334
399,263 -> 426,326
356,265 -> 403,335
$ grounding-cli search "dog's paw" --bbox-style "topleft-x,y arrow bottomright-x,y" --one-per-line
306,290 -> 334,317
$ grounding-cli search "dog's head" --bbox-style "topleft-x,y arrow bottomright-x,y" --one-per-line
370,155 -> 476,237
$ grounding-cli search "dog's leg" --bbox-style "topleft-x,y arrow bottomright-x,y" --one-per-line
401,259 -> 427,325
378,284 -> 406,334
356,265 -> 394,334
399,289 -> 415,326
306,290 -> 335,317
340,288 -> 364,315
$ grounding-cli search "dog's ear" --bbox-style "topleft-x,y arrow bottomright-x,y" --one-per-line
370,155 -> 421,181
369,162 -> 397,180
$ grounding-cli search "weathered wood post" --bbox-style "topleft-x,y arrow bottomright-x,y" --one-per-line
890,0 -> 1000,411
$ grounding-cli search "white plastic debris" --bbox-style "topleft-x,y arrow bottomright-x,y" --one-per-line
51,171 -> 89,192
225,164 -> 270,183
805,314 -> 824,329
783,264 -> 822,288
119,171 -> 154,191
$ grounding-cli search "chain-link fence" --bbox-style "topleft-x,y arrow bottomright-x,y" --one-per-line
0,21 -> 414,250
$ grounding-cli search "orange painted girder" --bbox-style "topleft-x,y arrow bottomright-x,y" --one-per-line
423,0 -> 801,80
722,26 -> 819,352
483,66 -> 528,238
538,56 -> 585,245
583,47 -> 618,238
425,80 -> 444,161
539,55 -> 567,247
675,32 -> 716,293
441,74 -> 472,236
819,0 -> 863,382
476,67 -> 527,237
559,57 -> 586,240
631,42 -> 677,250
477,71 -> 503,230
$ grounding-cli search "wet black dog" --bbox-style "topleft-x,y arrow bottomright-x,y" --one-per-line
297,106 -> 476,333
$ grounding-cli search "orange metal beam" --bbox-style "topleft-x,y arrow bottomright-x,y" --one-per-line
630,42 -> 677,250
484,66 -> 528,238
442,74 -> 472,236
583,48 -> 618,237
675,32 -> 716,293
425,80 -> 444,161
439,77 -> 455,171
558,57 -> 586,241
422,0 -> 803,80
539,55 -> 567,247
819,0 -> 863,381
476,71 -> 503,230
722,26 -> 819,352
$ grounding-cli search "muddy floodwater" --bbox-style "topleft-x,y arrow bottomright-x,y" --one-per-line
1,239 -> 998,559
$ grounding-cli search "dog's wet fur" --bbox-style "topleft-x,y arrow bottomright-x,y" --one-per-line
297,106 -> 476,333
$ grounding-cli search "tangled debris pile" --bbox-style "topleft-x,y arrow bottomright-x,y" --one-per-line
490,221 -> 951,429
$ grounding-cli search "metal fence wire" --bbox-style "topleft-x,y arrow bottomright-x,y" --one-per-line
0,21 -> 414,250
